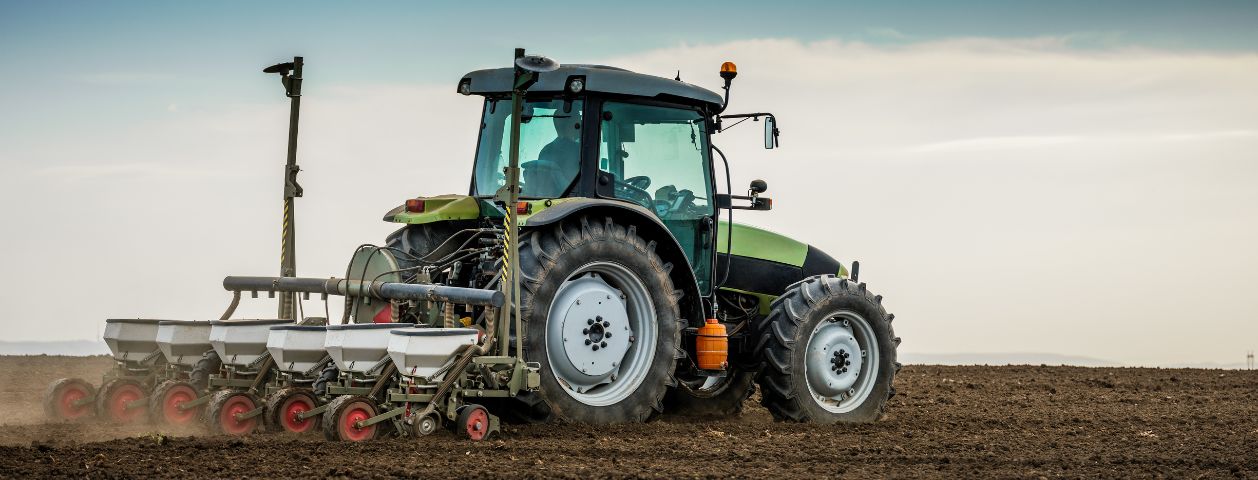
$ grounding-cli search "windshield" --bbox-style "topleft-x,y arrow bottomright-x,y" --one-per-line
472,98 -> 583,198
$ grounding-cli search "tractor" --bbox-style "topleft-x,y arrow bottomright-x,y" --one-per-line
44,50 -> 899,439
350,51 -> 901,425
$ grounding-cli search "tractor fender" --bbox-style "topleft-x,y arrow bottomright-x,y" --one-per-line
522,198 -> 704,325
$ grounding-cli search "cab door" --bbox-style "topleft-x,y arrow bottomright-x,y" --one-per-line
596,101 -> 716,293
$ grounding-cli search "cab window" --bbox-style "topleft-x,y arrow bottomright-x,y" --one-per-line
599,102 -> 715,292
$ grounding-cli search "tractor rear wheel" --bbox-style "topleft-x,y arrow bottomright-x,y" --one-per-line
96,378 -> 147,423
149,380 -> 200,425
189,350 -> 221,391
322,395 -> 378,442
664,369 -> 757,418
206,390 -> 261,435
755,276 -> 899,423
43,378 -> 96,421
513,216 -> 683,424
266,387 -> 319,434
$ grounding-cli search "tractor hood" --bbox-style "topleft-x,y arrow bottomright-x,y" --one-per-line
716,221 -> 848,310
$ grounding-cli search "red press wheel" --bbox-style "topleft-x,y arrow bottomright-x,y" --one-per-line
457,404 -> 491,441
208,391 -> 260,436
322,395 -> 378,442
43,378 -> 96,421
151,381 -> 200,425
97,379 -> 147,423
278,392 -> 318,434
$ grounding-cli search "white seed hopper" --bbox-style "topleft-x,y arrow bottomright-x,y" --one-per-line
210,319 -> 294,368
388,327 -> 479,380
267,325 -> 330,374
103,319 -> 165,363
325,323 -> 415,374
156,320 -> 214,367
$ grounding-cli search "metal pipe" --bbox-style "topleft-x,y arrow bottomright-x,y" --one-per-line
222,276 -> 505,308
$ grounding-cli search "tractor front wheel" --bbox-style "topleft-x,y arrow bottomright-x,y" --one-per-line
755,276 -> 899,423
43,378 -> 96,421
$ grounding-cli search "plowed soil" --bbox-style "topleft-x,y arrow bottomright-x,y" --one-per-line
0,355 -> 1255,479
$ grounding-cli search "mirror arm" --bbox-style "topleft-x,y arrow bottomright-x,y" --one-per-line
715,194 -> 773,211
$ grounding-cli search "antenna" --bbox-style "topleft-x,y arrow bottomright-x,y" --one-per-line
1247,351 -> 1254,370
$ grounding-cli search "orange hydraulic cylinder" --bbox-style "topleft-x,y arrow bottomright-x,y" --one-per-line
696,319 -> 729,370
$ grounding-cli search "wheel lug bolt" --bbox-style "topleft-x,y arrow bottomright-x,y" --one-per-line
592,345 -> 600,351
585,339 -> 592,345
602,321 -> 610,327
600,341 -> 607,348
582,328 -> 589,334
596,316 -> 603,322
587,319 -> 595,325
605,332 -> 612,338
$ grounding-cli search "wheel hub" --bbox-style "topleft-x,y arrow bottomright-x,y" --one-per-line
551,276 -> 632,388
806,320 -> 864,398
545,262 -> 657,407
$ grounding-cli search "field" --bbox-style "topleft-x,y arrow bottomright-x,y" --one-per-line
0,356 -> 1255,478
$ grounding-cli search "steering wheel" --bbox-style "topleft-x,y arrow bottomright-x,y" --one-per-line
613,177 -> 654,209
624,176 -> 651,190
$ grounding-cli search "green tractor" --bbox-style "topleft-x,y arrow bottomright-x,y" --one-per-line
349,52 -> 901,425
206,51 -> 900,438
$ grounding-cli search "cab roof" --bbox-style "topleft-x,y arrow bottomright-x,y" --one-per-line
460,64 -> 724,110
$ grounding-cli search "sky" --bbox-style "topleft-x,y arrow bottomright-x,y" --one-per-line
1,1 -> 1256,366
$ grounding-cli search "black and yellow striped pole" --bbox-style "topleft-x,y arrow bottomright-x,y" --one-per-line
264,57 -> 304,321
498,49 -> 557,355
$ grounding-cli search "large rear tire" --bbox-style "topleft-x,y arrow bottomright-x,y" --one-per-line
513,216 -> 683,424
189,350 -> 221,391
755,276 -> 899,423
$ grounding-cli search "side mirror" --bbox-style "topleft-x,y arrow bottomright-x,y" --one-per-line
764,116 -> 779,149
749,179 -> 768,194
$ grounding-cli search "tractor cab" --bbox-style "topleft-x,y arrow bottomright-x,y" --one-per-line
460,64 -> 734,293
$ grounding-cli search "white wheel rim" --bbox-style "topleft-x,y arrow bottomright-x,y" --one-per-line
545,261 -> 656,407
803,310 -> 879,413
